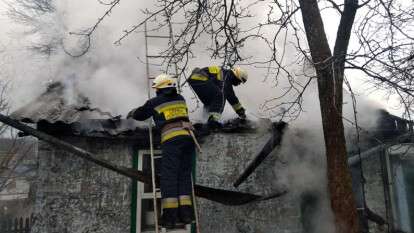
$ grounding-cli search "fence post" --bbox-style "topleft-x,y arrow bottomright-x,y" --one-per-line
19,217 -> 23,233
14,218 -> 18,233
7,218 -> 12,233
0,215 -> 33,233
25,217 -> 30,233
0,218 -> 6,233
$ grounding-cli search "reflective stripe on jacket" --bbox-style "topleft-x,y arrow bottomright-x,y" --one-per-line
131,88 -> 191,143
189,66 -> 243,111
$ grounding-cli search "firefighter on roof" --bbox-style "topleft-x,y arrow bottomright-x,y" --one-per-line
127,74 -> 195,228
187,66 -> 248,130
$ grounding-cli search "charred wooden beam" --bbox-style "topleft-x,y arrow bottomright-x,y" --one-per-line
233,121 -> 287,188
0,113 -> 286,205
194,184 -> 287,205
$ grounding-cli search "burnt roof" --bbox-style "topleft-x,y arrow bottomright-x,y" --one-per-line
11,82 -> 150,138
11,82 -> 111,124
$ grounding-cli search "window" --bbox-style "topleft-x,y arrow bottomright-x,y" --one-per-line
131,149 -> 193,233
135,150 -> 162,233
141,153 -> 161,193
386,144 -> 414,232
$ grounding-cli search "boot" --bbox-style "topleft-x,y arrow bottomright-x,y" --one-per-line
207,116 -> 222,131
160,208 -> 177,229
178,205 -> 194,224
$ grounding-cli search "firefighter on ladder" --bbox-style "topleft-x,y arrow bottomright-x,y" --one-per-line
127,74 -> 195,228
187,66 -> 248,130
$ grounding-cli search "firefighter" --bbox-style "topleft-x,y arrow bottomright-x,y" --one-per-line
127,74 -> 195,228
187,66 -> 248,130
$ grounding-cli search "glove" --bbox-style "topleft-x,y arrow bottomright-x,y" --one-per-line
236,107 -> 246,119
126,109 -> 136,119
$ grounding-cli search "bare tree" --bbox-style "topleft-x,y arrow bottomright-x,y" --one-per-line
0,47 -> 27,195
0,46 -> 11,135
6,0 -> 414,232
4,0 -> 57,56
82,1 -> 413,232
0,23 -> 37,196
0,138 -> 37,193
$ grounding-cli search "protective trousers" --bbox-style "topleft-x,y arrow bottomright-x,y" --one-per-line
188,77 -> 225,120
160,137 -> 195,213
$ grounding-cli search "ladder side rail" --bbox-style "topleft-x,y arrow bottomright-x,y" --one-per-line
191,175 -> 201,233
168,19 -> 200,233
167,18 -> 181,93
144,21 -> 160,233
145,19 -> 194,232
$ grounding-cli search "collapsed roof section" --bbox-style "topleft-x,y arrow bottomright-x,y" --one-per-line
10,82 -> 150,139
12,82 -> 95,124
2,105 -> 289,206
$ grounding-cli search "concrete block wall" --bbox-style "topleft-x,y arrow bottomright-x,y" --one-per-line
29,122 -> 392,233
31,137 -> 133,233
196,121 -> 302,233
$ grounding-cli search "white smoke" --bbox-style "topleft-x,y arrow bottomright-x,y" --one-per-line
0,0 -> 387,231
276,124 -> 336,233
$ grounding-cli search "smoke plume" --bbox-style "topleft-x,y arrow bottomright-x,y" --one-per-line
0,0 -> 387,231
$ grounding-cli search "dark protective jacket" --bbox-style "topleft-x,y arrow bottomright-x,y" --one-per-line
130,88 -> 192,143
130,87 -> 195,210
189,66 -> 243,112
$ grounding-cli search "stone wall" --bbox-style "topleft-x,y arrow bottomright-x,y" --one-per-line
31,137 -> 133,233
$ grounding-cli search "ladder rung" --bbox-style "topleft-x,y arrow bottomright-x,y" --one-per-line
146,35 -> 170,39
160,224 -> 191,232
147,55 -> 172,58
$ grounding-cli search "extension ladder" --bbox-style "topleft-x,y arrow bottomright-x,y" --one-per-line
142,20 -> 200,233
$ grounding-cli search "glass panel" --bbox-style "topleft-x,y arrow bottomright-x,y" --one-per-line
142,154 -> 161,193
388,145 -> 414,232
391,159 -> 410,232
141,199 -> 161,232
402,160 -> 414,230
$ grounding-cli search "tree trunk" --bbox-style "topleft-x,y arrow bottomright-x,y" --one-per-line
298,0 -> 359,232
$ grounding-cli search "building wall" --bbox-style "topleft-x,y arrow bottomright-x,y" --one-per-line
362,152 -> 388,233
196,121 -> 302,233
30,120 -> 301,233
29,123 -> 394,233
0,138 -> 37,219
31,137 -> 133,233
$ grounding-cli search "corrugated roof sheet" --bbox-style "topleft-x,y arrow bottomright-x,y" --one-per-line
10,82 -> 150,137
70,118 -> 149,137
11,82 -> 110,124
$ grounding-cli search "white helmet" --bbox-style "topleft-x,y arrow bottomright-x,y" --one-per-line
231,67 -> 248,83
151,74 -> 177,89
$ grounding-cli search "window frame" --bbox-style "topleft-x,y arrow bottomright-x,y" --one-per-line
135,149 -> 162,233
385,143 -> 414,232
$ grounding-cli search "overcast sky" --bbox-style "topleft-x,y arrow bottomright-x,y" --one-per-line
0,0 -> 404,119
